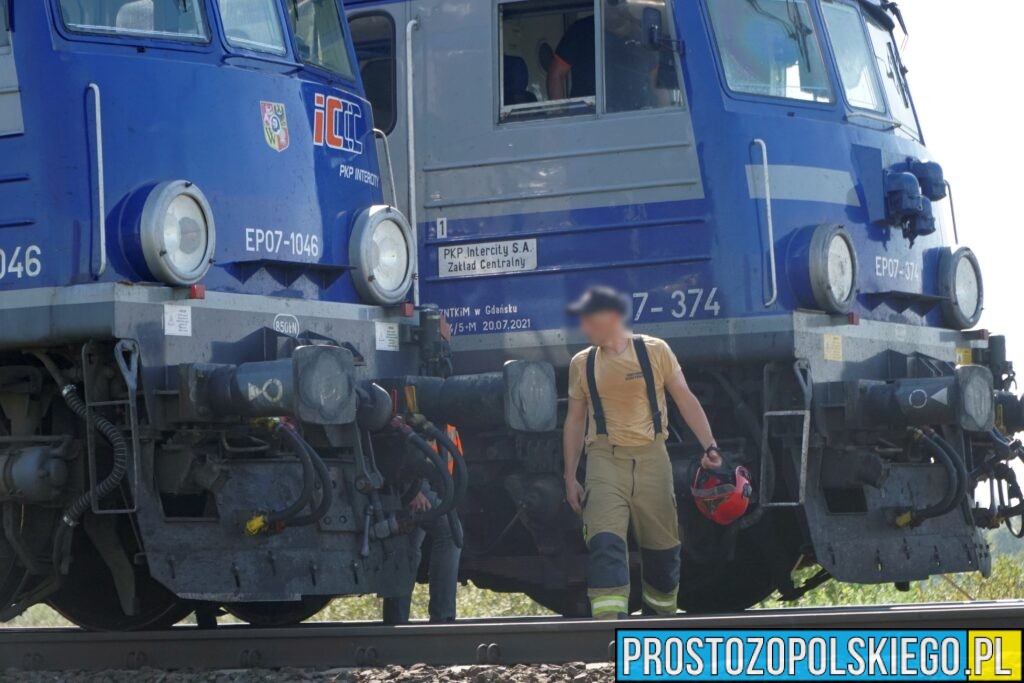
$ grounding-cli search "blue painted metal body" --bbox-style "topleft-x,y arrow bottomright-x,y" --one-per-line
0,0 -> 381,303
374,0 -> 960,340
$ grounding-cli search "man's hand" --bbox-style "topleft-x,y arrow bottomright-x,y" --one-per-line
701,447 -> 723,471
408,492 -> 432,513
565,477 -> 585,515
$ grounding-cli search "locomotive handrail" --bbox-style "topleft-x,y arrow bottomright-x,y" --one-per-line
945,179 -> 959,245
406,18 -> 420,306
87,83 -> 107,278
374,128 -> 398,207
753,138 -> 777,307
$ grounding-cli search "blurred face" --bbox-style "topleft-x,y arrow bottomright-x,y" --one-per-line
579,309 -> 626,345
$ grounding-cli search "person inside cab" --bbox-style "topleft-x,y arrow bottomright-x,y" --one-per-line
546,0 -> 661,112
563,287 -> 722,619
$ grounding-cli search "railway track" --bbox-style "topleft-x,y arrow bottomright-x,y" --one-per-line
2,601 -> 1022,672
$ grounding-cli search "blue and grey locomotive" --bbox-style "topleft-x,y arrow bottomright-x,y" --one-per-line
346,0 -> 1024,613
0,0 -> 554,629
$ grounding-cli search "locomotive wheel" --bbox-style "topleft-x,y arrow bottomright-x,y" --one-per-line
46,527 -> 191,631
225,596 -> 332,626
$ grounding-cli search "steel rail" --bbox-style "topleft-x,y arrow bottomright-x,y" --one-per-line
2,601 -> 1022,672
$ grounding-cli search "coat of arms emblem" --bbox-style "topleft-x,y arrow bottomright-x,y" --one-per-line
261,101 -> 289,152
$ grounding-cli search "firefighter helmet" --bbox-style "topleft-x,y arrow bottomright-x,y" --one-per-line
692,465 -> 753,525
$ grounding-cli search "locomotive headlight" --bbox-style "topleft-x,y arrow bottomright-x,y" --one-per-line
939,247 -> 984,330
349,205 -> 415,305
789,224 -> 858,314
140,180 -> 216,286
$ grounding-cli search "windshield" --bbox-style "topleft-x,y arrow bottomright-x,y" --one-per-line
865,15 -> 920,139
218,0 -> 288,55
58,0 -> 209,42
821,1 -> 884,111
707,0 -> 833,103
284,0 -> 355,80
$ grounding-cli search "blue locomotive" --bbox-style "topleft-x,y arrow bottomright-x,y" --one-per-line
345,0 -> 1024,613
0,0 -> 554,629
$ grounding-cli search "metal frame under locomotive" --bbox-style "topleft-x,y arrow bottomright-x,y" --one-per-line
345,0 -> 1024,614
0,0 -> 556,630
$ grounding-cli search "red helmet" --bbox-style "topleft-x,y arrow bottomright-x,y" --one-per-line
692,466 -> 753,526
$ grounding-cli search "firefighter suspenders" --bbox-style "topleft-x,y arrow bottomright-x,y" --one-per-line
585,337 -> 662,437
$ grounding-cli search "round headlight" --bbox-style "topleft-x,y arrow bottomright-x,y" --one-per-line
939,247 -> 984,330
140,180 -> 216,286
808,225 -> 858,314
349,205 -> 415,305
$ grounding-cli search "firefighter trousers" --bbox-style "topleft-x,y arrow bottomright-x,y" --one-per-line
581,436 -> 681,618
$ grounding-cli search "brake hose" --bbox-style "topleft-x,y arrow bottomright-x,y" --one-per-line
418,424 -> 468,547
288,438 -> 334,528
894,428 -> 964,527
420,423 -> 468,506
246,424 -> 315,535
926,430 -> 968,516
390,417 -> 455,523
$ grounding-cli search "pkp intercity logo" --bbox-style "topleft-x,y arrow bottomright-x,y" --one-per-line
312,92 -> 364,155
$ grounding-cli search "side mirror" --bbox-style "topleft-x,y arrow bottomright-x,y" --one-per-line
643,7 -> 663,49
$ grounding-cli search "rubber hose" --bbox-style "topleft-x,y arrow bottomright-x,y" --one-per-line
928,432 -> 968,515
906,431 -> 961,523
425,425 -> 468,505
405,432 -> 455,523
288,438 -> 334,527
60,386 -> 129,526
265,425 -> 316,526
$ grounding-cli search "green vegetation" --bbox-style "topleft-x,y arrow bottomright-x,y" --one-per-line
5,531 -> 1021,628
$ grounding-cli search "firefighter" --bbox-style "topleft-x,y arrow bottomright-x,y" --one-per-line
563,286 -> 722,619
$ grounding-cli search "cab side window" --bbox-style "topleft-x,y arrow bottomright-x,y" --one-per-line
350,13 -> 397,134
603,0 -> 681,113
499,0 -> 682,123
58,0 -> 209,42
217,0 -> 288,55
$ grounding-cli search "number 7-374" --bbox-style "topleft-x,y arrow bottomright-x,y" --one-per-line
632,287 -> 722,321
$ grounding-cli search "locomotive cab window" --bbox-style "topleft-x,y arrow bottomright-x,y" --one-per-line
217,0 -> 288,55
499,0 -> 682,122
284,0 -> 356,80
821,1 -> 884,112
58,0 -> 210,42
865,15 -> 921,139
706,0 -> 833,103
351,13 -> 397,134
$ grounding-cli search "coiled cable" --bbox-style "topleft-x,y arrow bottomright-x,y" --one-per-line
33,352 -> 129,573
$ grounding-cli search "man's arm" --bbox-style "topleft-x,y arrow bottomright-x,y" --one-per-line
665,369 -> 722,469
563,395 -> 588,513
547,57 -> 571,101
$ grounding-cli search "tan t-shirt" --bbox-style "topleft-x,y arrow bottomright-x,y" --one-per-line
568,334 -> 682,447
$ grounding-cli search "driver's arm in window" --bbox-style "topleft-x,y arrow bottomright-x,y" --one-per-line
546,57 -> 571,101
546,15 -> 595,101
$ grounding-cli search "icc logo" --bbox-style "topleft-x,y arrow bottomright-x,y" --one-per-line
260,101 -> 290,152
312,93 -> 364,155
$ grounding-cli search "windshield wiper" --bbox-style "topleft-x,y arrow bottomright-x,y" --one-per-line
882,1 -> 909,34
857,0 -> 906,34
787,0 -> 813,70
744,0 -> 812,70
